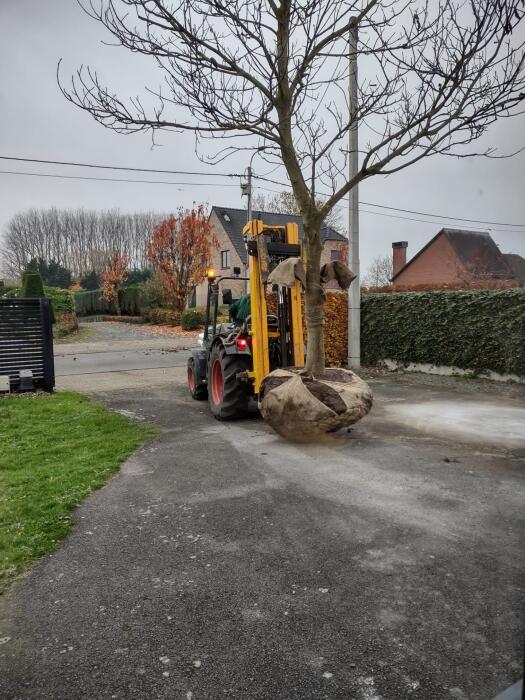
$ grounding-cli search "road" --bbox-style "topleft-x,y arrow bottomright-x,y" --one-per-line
1,322 -> 524,699
55,349 -> 190,376
53,321 -> 195,392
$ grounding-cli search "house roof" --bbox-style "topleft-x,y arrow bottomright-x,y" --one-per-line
392,228 -> 513,281
210,206 -> 346,264
503,253 -> 525,285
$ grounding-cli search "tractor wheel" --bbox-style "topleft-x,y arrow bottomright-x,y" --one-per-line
208,344 -> 251,420
187,357 -> 207,400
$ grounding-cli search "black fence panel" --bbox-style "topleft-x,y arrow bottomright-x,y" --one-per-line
0,298 -> 55,392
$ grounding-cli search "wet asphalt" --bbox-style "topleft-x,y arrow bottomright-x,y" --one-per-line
0,377 -> 524,700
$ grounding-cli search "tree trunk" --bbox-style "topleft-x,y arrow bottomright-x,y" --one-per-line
302,220 -> 325,375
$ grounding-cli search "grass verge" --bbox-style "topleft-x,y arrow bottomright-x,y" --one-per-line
0,392 -> 159,592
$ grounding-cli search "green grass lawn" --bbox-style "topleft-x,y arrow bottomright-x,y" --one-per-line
0,392 -> 159,591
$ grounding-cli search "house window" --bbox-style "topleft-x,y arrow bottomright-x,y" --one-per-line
331,248 -> 344,262
221,250 -> 230,269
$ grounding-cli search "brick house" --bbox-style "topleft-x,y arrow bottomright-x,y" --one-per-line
194,206 -> 347,306
391,228 -> 523,289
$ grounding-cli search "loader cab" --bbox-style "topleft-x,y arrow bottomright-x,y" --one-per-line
187,219 -> 305,420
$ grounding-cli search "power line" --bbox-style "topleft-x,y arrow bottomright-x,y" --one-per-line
0,155 -> 241,179
0,170 -> 239,188
358,200 -> 525,229
357,207 -> 522,234
1,155 -> 524,230
256,185 -> 525,232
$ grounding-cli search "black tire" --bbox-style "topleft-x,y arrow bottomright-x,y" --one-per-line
187,356 -> 207,400
208,344 -> 251,420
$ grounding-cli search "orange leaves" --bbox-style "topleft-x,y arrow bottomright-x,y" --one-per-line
101,253 -> 129,313
146,205 -> 218,313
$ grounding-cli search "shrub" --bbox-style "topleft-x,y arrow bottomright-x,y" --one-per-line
142,308 -> 181,326
54,312 -> 79,338
140,275 -> 165,309
21,271 -> 45,298
44,287 -> 74,314
1,287 -> 20,299
181,308 -> 205,330
361,289 -> 525,377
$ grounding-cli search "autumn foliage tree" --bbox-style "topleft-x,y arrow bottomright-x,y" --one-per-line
101,253 -> 128,315
146,206 -> 218,314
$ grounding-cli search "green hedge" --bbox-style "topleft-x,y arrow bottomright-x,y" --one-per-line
43,287 -> 74,314
0,284 -> 73,317
74,286 -> 143,316
181,308 -> 205,330
22,271 -> 44,298
361,289 -> 525,377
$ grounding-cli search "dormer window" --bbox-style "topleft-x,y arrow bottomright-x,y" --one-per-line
223,212 -> 231,222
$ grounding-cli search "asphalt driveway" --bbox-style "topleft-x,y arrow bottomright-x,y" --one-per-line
0,373 -> 523,700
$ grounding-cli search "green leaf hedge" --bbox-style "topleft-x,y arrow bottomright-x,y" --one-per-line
361,289 -> 525,376
75,285 -> 143,316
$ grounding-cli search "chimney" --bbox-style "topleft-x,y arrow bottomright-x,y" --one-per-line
392,241 -> 408,277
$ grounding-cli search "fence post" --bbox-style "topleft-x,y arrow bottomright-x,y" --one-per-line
39,298 -> 55,392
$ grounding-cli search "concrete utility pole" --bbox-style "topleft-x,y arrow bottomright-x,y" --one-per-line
245,166 -> 253,223
241,165 -> 253,292
347,23 -> 360,369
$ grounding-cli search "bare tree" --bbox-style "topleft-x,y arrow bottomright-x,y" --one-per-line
362,254 -> 392,287
60,0 -> 525,373
1,208 -> 166,277
252,191 -> 345,231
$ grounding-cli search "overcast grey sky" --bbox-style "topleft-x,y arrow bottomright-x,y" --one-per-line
1,0 -> 524,274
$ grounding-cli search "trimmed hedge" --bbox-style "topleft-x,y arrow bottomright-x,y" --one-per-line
75,289 -> 114,316
267,289 -> 525,376
181,308 -> 205,330
21,271 -> 44,298
75,286 -> 143,316
361,289 -> 525,377
142,308 -> 181,326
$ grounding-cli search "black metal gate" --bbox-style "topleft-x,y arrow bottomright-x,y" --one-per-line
0,298 -> 55,392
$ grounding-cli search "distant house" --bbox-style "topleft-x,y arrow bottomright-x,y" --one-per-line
502,253 -> 525,287
391,229 -> 524,289
194,206 -> 347,306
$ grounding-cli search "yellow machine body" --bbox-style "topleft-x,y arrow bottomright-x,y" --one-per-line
243,219 -> 304,393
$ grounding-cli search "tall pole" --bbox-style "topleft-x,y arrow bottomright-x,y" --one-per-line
347,23 -> 360,369
246,165 -> 253,223
244,165 -> 253,293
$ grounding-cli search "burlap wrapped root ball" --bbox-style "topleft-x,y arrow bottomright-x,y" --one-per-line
259,367 -> 373,442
